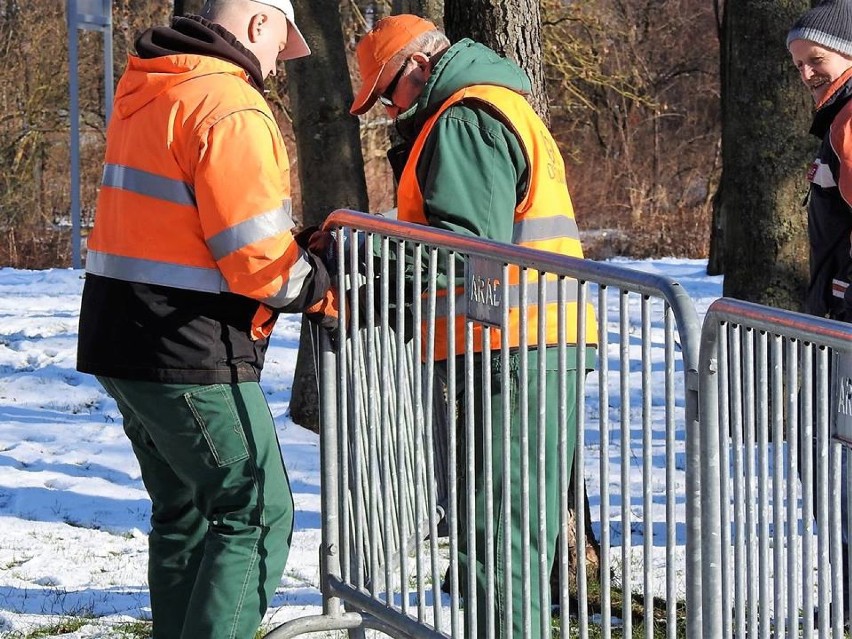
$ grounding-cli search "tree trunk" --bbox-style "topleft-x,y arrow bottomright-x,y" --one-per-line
707,0 -> 727,276
286,0 -> 369,432
717,0 -> 811,308
392,0 -> 443,27
708,175 -> 725,275
443,0 -> 598,598
444,0 -> 548,120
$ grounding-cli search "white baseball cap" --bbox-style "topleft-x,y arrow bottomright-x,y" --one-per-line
254,0 -> 311,60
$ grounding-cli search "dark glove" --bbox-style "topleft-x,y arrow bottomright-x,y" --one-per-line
292,225 -> 320,250
294,225 -> 338,277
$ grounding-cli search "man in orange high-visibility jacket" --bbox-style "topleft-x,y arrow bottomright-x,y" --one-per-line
351,15 -> 597,639
76,1 -> 335,637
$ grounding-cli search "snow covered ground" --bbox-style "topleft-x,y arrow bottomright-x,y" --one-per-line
0,259 -> 722,638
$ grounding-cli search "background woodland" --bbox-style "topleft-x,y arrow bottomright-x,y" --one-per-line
0,0 -> 721,267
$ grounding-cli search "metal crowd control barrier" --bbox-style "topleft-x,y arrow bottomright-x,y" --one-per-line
699,298 -> 852,639
264,210 -> 703,638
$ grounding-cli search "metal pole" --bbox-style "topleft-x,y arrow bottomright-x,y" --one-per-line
68,0 -> 82,270
103,0 -> 113,124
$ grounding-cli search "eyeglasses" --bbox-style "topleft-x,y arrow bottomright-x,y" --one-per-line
378,57 -> 411,107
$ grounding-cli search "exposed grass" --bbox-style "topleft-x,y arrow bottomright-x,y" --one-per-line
111,620 -> 153,638
0,618 -> 280,639
552,570 -> 687,638
10,618 -> 89,638
0,618 -> 282,639
0,618 -> 153,639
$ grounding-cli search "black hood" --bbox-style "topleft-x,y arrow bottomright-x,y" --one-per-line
135,15 -> 265,92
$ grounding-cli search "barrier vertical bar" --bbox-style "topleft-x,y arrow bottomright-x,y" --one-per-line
319,329 -> 342,616
464,274 -> 477,637
815,346 -> 829,637
720,324 -> 732,639
802,344 -> 814,637
619,289 -> 632,639
598,284 -> 612,638
831,437 -> 843,638
423,247 -> 443,633
446,253 -> 460,637
756,331 -> 770,639
642,295 -> 653,639
557,277 -> 570,639
731,326 -> 747,637
500,262 -> 512,638
411,242 -> 426,623
771,334 -> 786,639
786,339 -> 799,637
665,305 -> 677,639
518,267 -> 531,639
395,240 -> 409,617
365,233 -> 380,599
536,274 -> 548,639
379,237 -> 393,603
743,329 -> 757,635
698,318 -> 722,639
347,229 -> 363,590
482,325 -> 496,638
576,278 -> 589,639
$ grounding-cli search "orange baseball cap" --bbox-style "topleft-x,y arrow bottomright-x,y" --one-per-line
350,15 -> 436,115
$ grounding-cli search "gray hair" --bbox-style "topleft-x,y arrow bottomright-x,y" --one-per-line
390,29 -> 451,67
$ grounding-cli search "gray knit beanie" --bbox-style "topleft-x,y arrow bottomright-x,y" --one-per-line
787,0 -> 852,56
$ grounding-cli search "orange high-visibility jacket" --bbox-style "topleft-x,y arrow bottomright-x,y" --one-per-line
87,54 -> 317,326
397,84 -> 598,361
78,51 -> 331,383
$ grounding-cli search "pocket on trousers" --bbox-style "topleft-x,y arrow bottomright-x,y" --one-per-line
184,385 -> 250,467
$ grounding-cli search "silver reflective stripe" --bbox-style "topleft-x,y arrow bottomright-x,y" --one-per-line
262,252 -> 314,307
85,250 -> 228,293
435,278 -> 580,317
207,202 -> 295,261
513,215 -> 580,243
102,164 -> 196,207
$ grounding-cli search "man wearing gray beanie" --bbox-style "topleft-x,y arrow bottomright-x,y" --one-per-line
788,0 -> 852,319
788,0 -> 852,625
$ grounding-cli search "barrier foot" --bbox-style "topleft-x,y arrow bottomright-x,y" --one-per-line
261,612 -> 364,638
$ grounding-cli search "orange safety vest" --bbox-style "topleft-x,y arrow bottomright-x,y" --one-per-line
85,54 -> 316,339
397,85 -> 598,361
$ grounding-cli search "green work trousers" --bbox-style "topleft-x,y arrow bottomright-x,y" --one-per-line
97,377 -> 294,639
439,347 -> 586,639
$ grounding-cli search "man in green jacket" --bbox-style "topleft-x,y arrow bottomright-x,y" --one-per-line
351,15 -> 597,638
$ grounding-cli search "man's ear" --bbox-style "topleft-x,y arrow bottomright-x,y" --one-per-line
247,12 -> 268,44
411,51 -> 431,71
